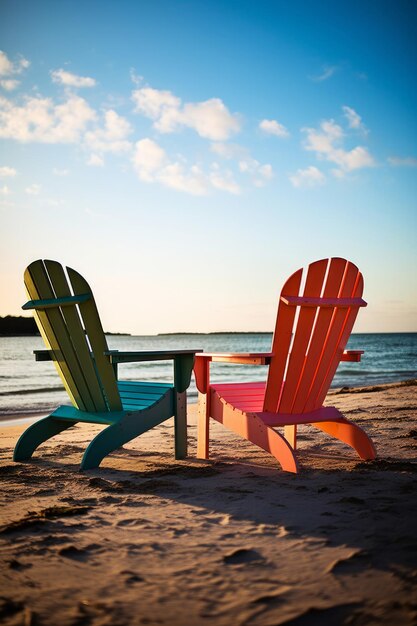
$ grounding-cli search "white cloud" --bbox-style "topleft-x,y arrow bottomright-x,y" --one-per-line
0,51 -> 13,76
132,87 -> 180,121
132,138 -> 167,182
310,65 -> 338,82
132,138 -> 243,195
52,168 -> 69,176
388,156 -> 417,167
0,94 -> 96,143
210,142 -> 273,187
290,166 -> 326,188
132,85 -> 241,140
210,142 -> 247,160
25,183 -> 41,195
132,139 -> 207,195
0,51 -> 30,91
259,119 -> 289,137
238,157 -> 274,186
0,184 -> 11,195
303,116 -> 375,175
158,162 -> 208,196
87,154 -> 104,167
342,105 -> 367,132
51,69 -> 96,88
0,166 -> 17,177
0,51 -> 29,76
0,79 -> 20,91
84,109 -> 132,154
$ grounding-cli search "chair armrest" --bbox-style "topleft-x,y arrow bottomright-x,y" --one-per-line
34,350 -> 53,361
105,350 -> 201,393
34,348 -> 201,363
105,349 -> 201,364
341,350 -> 364,362
194,352 -> 273,394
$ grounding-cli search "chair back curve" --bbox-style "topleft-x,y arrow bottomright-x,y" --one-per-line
263,258 -> 366,414
23,259 -> 122,413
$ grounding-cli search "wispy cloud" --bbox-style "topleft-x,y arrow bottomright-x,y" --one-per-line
87,153 -> 104,167
25,183 -> 41,195
210,142 -> 273,187
0,79 -> 20,92
0,184 -> 11,195
289,166 -> 325,188
209,164 -> 240,194
302,113 -> 374,176
342,105 -> 367,133
51,69 -> 96,88
132,85 -> 241,141
388,156 -> 417,167
0,165 -> 17,177
0,50 -> 30,91
238,159 -> 273,187
52,168 -> 69,176
310,65 -> 338,82
259,119 -> 289,137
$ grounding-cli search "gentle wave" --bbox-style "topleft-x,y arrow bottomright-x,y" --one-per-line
1,333 -> 416,416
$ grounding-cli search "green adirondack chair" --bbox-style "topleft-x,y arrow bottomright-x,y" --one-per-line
13,259 -> 199,470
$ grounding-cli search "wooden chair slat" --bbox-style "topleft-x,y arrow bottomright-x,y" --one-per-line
263,268 -> 302,412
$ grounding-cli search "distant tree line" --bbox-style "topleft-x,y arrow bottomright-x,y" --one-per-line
0,316 -> 39,336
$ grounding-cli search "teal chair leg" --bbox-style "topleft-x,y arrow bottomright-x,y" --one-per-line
13,416 -> 75,461
81,400 -> 173,470
174,390 -> 187,460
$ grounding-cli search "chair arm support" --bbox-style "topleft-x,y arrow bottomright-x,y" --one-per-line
194,352 -> 273,394
341,350 -> 364,362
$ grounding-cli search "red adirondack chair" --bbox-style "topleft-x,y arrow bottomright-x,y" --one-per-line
194,258 -> 376,472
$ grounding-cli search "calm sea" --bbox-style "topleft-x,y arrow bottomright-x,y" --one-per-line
0,333 -> 416,418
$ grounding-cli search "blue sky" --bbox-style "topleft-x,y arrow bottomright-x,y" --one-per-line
1,0 -> 416,333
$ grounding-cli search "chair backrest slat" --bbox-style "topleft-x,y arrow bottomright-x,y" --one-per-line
263,268 -> 302,412
263,258 -> 366,415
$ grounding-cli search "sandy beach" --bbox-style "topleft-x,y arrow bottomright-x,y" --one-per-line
1,381 -> 416,626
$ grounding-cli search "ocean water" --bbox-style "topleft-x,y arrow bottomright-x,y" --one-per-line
0,333 -> 416,417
